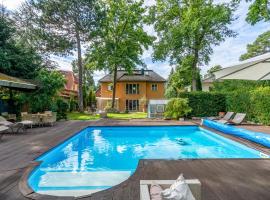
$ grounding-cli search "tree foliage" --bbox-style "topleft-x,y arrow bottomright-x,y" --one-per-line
240,30 -> 270,60
86,0 -> 154,109
206,65 -> 222,76
246,0 -> 270,25
16,0 -> 103,112
19,70 -> 65,113
0,12 -> 43,79
149,0 -> 235,91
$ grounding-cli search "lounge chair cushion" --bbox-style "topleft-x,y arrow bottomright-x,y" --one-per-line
161,174 -> 195,200
150,184 -> 163,200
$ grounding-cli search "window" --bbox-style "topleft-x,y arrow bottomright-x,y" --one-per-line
151,84 -> 158,91
108,84 -> 113,91
126,84 -> 139,94
126,100 -> 139,111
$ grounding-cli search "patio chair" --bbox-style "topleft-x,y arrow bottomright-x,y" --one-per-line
44,111 -> 53,116
29,114 -> 41,126
216,112 -> 234,123
21,112 -> 28,117
140,178 -> 201,200
42,112 -> 57,126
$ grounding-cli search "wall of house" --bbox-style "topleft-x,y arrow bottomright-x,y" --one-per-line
99,81 -> 165,112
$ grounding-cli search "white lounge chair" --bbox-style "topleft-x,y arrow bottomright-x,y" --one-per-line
140,179 -> 201,200
216,112 -> 234,123
0,116 -> 33,133
227,113 -> 246,125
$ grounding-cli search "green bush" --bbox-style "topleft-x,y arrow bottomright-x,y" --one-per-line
177,92 -> 226,117
250,87 -> 270,125
105,106 -> 119,113
225,90 -> 254,121
164,98 -> 192,119
52,98 -> 69,120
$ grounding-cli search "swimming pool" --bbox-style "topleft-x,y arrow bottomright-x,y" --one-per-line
28,126 -> 267,196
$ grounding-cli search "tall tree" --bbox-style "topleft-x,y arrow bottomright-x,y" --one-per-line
86,0 -> 153,109
150,0 -> 235,91
72,60 -> 95,88
0,7 -> 43,79
16,0 -> 103,112
240,31 -> 270,60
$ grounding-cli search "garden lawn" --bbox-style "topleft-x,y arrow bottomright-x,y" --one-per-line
67,112 -> 147,120
108,112 -> 147,119
67,112 -> 100,120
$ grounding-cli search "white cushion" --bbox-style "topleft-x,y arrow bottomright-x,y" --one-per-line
161,174 -> 195,200
150,184 -> 163,200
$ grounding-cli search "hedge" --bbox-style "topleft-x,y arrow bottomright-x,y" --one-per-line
250,87 -> 270,125
225,90 -> 254,121
177,92 -> 226,117
176,87 -> 270,125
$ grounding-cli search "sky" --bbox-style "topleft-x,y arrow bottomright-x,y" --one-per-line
2,0 -> 270,83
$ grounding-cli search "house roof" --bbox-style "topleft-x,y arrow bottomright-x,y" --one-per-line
59,70 -> 78,91
0,72 -> 37,90
99,70 -> 166,83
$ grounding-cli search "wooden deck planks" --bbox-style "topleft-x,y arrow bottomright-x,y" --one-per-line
0,119 -> 269,200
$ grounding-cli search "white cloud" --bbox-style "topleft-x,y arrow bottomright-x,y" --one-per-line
2,0 -> 24,10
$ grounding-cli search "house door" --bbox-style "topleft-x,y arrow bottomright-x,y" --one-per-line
126,100 -> 139,111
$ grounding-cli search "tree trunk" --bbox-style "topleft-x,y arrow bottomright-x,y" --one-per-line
192,49 -> 199,91
111,65 -> 117,109
76,30 -> 84,112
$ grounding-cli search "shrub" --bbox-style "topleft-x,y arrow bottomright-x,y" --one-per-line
164,98 -> 192,119
177,92 -> 226,117
225,90 -> 254,121
250,87 -> 270,125
52,98 -> 69,120
69,97 -> 78,112
105,106 -> 119,113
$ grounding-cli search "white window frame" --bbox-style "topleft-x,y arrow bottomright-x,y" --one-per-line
151,84 -> 158,91
108,84 -> 113,91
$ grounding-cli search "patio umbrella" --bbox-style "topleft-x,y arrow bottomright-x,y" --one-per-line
214,53 -> 270,81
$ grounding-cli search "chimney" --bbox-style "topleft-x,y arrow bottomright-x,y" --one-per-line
141,68 -> 145,75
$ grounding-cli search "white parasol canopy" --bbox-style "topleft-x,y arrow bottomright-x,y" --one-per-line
214,53 -> 270,81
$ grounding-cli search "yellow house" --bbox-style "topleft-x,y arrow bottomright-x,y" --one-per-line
97,69 -> 166,112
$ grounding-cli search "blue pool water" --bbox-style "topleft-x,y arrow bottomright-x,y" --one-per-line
28,126 -> 267,196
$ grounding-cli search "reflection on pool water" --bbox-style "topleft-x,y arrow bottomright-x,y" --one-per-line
28,126 -> 265,196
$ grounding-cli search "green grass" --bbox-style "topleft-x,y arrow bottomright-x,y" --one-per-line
108,112 -> 147,119
67,112 -> 147,120
67,112 -> 100,120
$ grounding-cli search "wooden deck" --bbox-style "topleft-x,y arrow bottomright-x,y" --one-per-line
0,119 -> 269,200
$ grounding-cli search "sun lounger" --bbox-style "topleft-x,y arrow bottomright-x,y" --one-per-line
140,179 -> 201,200
217,113 -> 246,125
0,116 -> 33,133
227,113 -> 246,125
216,112 -> 234,123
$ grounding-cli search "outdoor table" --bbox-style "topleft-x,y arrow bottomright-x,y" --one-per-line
20,120 -> 33,129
